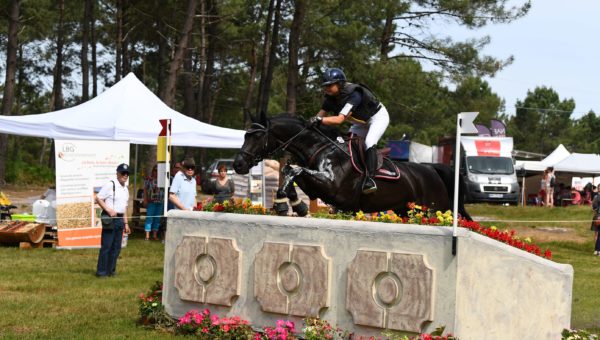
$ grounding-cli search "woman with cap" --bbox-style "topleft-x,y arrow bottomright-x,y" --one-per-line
169,158 -> 197,210
95,163 -> 131,277
309,67 -> 390,195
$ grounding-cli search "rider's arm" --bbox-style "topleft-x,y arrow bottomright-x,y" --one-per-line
322,113 -> 347,126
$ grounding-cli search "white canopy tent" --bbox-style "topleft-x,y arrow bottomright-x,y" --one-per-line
515,144 -> 570,172
553,153 -> 600,175
0,72 -> 245,148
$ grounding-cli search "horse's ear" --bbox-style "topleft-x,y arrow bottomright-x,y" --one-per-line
259,110 -> 267,125
246,108 -> 257,124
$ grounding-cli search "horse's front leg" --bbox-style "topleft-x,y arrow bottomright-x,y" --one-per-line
275,163 -> 334,216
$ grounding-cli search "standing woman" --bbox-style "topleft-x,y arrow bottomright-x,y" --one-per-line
143,165 -> 163,241
591,193 -> 600,256
545,167 -> 555,207
540,169 -> 549,206
213,165 -> 235,204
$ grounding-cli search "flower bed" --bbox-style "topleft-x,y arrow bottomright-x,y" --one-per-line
194,199 -> 552,260
138,281 -> 457,339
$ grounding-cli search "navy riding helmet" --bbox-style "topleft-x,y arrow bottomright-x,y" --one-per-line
321,68 -> 346,87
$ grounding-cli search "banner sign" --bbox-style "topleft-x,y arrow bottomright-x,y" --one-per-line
55,140 -> 130,248
490,119 -> 507,137
461,136 -> 513,158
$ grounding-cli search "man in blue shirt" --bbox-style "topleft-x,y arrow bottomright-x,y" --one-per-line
168,158 -> 197,210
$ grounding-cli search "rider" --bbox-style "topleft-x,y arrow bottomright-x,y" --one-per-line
309,67 -> 390,194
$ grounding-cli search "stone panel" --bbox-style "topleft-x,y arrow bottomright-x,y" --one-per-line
255,242 -> 330,316
254,242 -> 289,314
347,250 -> 434,333
174,236 -> 241,306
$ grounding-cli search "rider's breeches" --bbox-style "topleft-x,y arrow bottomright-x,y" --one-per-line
349,104 -> 389,149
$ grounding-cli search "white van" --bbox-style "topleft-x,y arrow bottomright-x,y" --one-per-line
460,137 -> 520,205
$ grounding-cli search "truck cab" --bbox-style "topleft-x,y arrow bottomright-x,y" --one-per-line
460,137 -> 520,205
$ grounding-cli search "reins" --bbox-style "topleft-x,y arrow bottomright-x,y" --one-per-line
244,119 -> 352,166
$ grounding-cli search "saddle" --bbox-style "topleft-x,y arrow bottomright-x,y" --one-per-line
348,137 -> 401,180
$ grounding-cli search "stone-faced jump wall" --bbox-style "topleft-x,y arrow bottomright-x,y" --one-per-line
163,211 -> 573,338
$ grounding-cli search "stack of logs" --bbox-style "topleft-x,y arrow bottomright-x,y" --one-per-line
0,221 -> 56,249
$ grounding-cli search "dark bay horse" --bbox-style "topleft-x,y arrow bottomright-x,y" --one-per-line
233,113 -> 471,220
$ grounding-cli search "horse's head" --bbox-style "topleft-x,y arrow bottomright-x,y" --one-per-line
234,112 -> 268,174
234,112 -> 310,174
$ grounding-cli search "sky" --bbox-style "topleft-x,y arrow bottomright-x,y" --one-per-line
437,0 -> 599,119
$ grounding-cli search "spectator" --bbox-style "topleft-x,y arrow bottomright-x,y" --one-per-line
213,164 -> 235,204
169,158 -> 197,211
143,164 -> 163,241
95,163 -> 131,277
591,193 -> 600,256
571,187 -> 582,205
545,167 -> 555,207
540,169 -> 548,206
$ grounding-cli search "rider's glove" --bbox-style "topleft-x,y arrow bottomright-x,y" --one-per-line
308,116 -> 322,127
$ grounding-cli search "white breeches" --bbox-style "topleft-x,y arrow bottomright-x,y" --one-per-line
348,104 -> 389,148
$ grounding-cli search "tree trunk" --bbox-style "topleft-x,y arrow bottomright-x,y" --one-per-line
285,0 -> 307,114
121,0 -> 130,75
81,0 -> 92,101
242,45 -> 257,128
200,0 -> 218,123
115,0 -> 123,81
255,0 -> 274,115
161,0 -> 197,107
380,9 -> 393,62
0,0 -> 20,183
91,0 -> 98,97
51,0 -> 65,112
155,0 -> 167,100
257,0 -> 282,114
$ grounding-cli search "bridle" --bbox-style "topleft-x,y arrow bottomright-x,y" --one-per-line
240,120 -> 309,166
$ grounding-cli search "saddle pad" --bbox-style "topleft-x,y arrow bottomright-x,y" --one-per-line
348,139 -> 401,180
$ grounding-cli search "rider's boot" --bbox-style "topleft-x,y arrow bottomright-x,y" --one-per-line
362,146 -> 378,194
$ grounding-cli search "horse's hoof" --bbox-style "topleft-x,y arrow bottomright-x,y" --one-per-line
273,201 -> 289,216
292,200 -> 308,217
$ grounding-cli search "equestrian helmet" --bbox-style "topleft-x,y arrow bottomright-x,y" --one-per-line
321,68 -> 346,87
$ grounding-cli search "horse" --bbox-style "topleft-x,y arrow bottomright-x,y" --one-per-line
233,112 -> 472,220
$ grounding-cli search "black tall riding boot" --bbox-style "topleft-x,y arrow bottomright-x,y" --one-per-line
363,146 -> 378,194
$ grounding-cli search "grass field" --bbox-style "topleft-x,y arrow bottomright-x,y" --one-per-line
0,204 -> 598,338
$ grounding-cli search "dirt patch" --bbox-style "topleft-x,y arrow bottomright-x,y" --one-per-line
511,226 -> 589,244
0,184 -> 47,213
473,215 -> 590,243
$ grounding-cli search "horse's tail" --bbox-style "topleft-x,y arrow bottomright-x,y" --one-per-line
429,163 -> 473,221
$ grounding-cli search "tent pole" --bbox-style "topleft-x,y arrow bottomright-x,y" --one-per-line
521,175 -> 526,206
134,144 -> 138,195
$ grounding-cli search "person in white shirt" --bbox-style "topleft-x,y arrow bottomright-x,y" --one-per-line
169,158 -> 197,210
95,163 -> 131,277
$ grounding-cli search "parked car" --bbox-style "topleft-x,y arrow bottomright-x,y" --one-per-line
201,159 -> 234,194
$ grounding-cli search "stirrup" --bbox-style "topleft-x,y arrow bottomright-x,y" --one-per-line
362,177 -> 377,194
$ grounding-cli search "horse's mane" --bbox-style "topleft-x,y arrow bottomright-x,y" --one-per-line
270,113 -> 341,140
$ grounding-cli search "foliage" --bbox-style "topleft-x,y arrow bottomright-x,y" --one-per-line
137,281 -> 170,326
562,328 -> 599,340
303,317 -> 349,340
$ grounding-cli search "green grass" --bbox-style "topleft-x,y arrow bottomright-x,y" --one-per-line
0,205 -> 598,338
0,234 -> 174,339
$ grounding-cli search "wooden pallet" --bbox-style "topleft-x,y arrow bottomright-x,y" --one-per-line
19,239 -> 56,249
